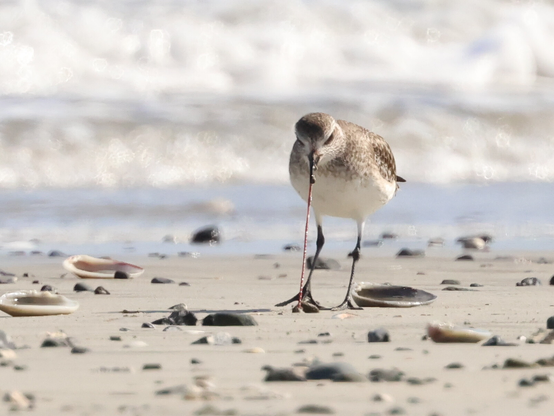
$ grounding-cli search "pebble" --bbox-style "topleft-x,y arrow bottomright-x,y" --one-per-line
202,312 -> 257,326
114,271 -> 129,279
71,346 -> 90,354
550,275 -> 554,285
406,377 -> 436,385
387,406 -> 406,415
381,232 -> 398,239
368,355 -> 382,359
41,337 -> 71,348
179,282 -> 191,286
306,362 -> 366,382
142,363 -> 162,370
110,336 -> 122,341
547,317 -> 554,329
442,286 -> 476,291
0,278 -> 16,284
151,277 -> 175,284
440,279 -> 460,285
482,335 -> 518,346
363,240 -> 384,247
470,283 -> 483,287
455,255 -> 474,261
519,378 -> 535,387
163,326 -> 183,332
368,368 -> 404,382
396,249 -> 425,258
503,358 -> 535,368
428,238 -> 445,247
191,358 -> 202,364
306,256 -> 341,270
445,362 -> 464,369
372,393 -> 394,402
191,225 -> 221,244
40,285 -> 54,292
94,286 -> 110,295
516,277 -> 541,286
142,323 -> 155,329
48,250 -> 67,257
32,280 -> 40,284
297,404 -> 335,414
262,365 -> 307,381
368,328 -> 390,342
283,244 -> 301,251
73,283 -> 94,292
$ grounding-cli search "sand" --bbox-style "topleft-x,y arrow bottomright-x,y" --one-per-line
1,249 -> 554,415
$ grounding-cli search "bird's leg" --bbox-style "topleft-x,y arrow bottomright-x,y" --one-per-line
275,225 -> 328,309
332,222 -> 364,311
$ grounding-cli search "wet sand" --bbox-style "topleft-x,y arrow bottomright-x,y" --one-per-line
1,250 -> 554,415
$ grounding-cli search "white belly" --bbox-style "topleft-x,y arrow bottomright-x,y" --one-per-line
291,171 -> 396,222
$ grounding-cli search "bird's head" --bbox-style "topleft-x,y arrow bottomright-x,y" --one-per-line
294,113 -> 342,176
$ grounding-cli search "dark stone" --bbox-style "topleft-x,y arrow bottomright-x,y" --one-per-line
298,340 -> 318,345
163,326 -> 183,332
32,280 -> 40,284
262,365 -> 306,381
406,377 -> 436,385
41,338 -> 71,348
74,283 -> 94,292
151,277 -> 175,284
456,255 -> 474,261
368,355 -> 382,359
71,346 -> 90,354
0,270 -> 15,277
283,244 -> 301,251
48,250 -> 67,257
547,317 -> 554,329
0,278 -> 16,284
232,337 -> 242,344
516,277 -> 541,286
297,404 -> 335,414
380,232 -> 398,240
368,328 -> 390,343
440,279 -> 460,285
318,332 -> 331,337
179,282 -> 191,286
40,285 -> 54,292
155,385 -> 187,395
192,336 -> 213,345
142,363 -> 162,370
151,318 -> 172,325
202,313 -> 257,326
470,283 -> 483,287
142,323 -> 155,329
94,286 -> 110,295
445,362 -> 464,369
191,358 -> 202,364
388,407 -> 406,415
362,240 -> 384,247
532,374 -> 551,382
442,286 -> 476,291
191,225 -> 221,244
306,256 -> 341,270
550,275 -> 554,285
396,249 -> 425,258
503,358 -> 534,368
109,336 -> 122,341
114,271 -> 129,279
535,357 -> 554,366
519,378 -> 535,387
482,336 -> 518,346
368,368 -> 404,382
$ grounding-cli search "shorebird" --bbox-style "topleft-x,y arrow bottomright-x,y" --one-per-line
276,112 -> 405,311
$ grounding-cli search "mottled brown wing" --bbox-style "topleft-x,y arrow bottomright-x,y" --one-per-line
370,133 -> 398,184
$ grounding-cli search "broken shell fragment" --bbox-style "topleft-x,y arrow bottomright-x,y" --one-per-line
427,322 -> 491,343
63,255 -> 144,279
352,282 -> 437,307
0,290 -> 79,317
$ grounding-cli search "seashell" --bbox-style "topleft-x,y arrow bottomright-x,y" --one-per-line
0,290 -> 79,317
352,282 -> 437,308
63,255 -> 144,279
427,322 -> 491,343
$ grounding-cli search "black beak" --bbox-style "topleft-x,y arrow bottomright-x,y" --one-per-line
308,151 -> 318,184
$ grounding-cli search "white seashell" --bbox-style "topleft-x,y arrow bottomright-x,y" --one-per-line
0,290 -> 79,317
352,282 -> 436,308
427,322 -> 491,343
63,255 -> 144,279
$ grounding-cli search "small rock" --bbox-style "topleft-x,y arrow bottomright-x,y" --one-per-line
202,313 -> 258,326
372,393 -> 394,402
283,244 -> 301,252
396,249 -> 425,258
142,323 -> 155,329
151,277 -> 175,284
318,332 -> 331,337
74,283 -> 94,292
262,365 -> 306,381
40,285 -> 54,292
516,277 -> 541,286
110,336 -> 122,341
368,355 -> 382,359
191,225 -> 221,244
428,238 -> 445,247
455,255 -> 474,261
0,278 -> 16,284
363,240 -> 384,247
297,404 -> 335,414
445,362 -> 464,369
71,346 -> 90,354
387,406 -> 406,415
470,283 -> 483,287
550,275 -> 554,285
482,336 -> 517,346
368,368 -> 404,382
306,362 -> 365,382
142,363 -> 162,370
503,358 -> 534,368
306,256 -> 341,270
179,282 -> 191,286
440,279 -> 460,285
547,317 -> 554,329
114,271 -> 129,279
442,286 -> 476,291
519,378 -> 535,387
94,286 -> 110,295
406,377 -> 436,385
41,337 -> 71,348
48,250 -> 67,257
381,232 -> 398,240
192,332 -> 234,346
368,328 -> 390,342
32,280 -> 40,284
191,358 -> 202,364
163,326 -> 183,332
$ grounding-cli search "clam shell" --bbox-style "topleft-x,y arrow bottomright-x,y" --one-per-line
352,282 -> 437,307
63,255 -> 144,279
427,322 -> 491,343
0,290 -> 79,317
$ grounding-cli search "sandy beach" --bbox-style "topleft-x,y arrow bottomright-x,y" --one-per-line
1,249 -> 554,416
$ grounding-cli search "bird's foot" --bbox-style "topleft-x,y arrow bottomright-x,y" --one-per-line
276,291 -> 328,311
331,299 -> 363,311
